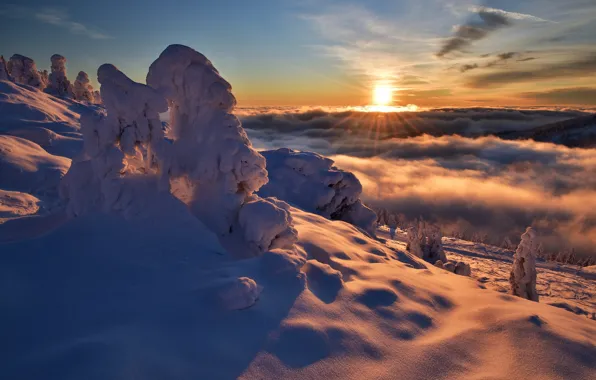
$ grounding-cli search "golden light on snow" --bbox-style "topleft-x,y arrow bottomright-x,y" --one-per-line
372,85 -> 393,106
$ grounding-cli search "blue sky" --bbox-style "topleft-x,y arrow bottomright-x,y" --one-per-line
1,0 -> 596,106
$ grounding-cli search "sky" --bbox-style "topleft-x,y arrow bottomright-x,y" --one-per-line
1,0 -> 596,107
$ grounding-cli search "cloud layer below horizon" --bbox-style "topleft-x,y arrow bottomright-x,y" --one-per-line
242,107 -> 596,257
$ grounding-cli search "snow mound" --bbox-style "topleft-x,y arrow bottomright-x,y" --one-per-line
258,148 -> 377,235
0,190 -> 40,221
0,135 -> 70,196
0,80 -> 84,146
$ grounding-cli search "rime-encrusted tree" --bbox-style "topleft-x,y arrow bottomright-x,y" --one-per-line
509,227 -> 539,302
7,54 -> 45,89
0,56 -> 12,81
144,45 -> 297,252
60,64 -> 169,216
406,220 -> 447,264
73,71 -> 95,102
46,54 -> 74,97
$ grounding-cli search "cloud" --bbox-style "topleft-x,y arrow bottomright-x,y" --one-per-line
458,51 -> 524,72
437,8 -> 511,57
468,6 -> 553,23
0,5 -> 110,40
35,8 -> 110,39
466,53 -> 596,88
519,87 -> 596,105
241,107 -> 596,258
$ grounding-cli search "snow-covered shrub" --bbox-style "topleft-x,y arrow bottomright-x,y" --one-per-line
7,54 -> 45,89
46,54 -> 74,98
145,45 -> 288,241
61,64 -> 169,216
406,220 -> 447,264
0,56 -> 11,81
73,71 -> 95,103
509,227 -> 539,302
257,148 -> 377,235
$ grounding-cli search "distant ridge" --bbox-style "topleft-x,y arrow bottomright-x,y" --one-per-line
496,113 -> 596,148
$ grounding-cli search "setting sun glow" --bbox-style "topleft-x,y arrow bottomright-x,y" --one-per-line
373,85 -> 393,106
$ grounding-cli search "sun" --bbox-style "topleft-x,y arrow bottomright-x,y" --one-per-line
373,85 -> 393,106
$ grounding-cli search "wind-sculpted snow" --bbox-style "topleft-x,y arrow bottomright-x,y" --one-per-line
257,148 -> 377,235
7,54 -> 45,89
46,54 -> 73,98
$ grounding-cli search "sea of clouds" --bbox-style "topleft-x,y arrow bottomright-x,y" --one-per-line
240,107 -> 596,258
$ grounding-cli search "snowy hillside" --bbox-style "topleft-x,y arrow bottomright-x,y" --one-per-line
0,47 -> 595,380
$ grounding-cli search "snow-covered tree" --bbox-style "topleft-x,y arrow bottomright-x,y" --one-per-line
61,63 -> 169,215
93,90 -> 102,104
406,220 -> 447,264
145,45 -> 296,248
62,45 -> 297,256
73,71 -> 95,102
0,56 -> 12,81
46,54 -> 74,97
257,148 -> 378,236
509,227 -> 539,302
7,54 -> 45,89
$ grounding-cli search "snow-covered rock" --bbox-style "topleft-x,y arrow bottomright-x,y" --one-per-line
510,227 -> 539,302
73,71 -> 95,103
258,148 -> 377,235
46,54 -> 74,98
7,54 -> 45,89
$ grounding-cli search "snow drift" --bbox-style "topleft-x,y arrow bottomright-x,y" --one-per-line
257,148 -> 377,235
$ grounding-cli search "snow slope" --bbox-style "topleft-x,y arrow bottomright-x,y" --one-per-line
1,207 -> 595,379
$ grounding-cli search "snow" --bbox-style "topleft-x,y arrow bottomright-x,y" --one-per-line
0,45 -> 595,380
0,190 -> 40,221
258,148 -> 377,235
0,135 -> 70,196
